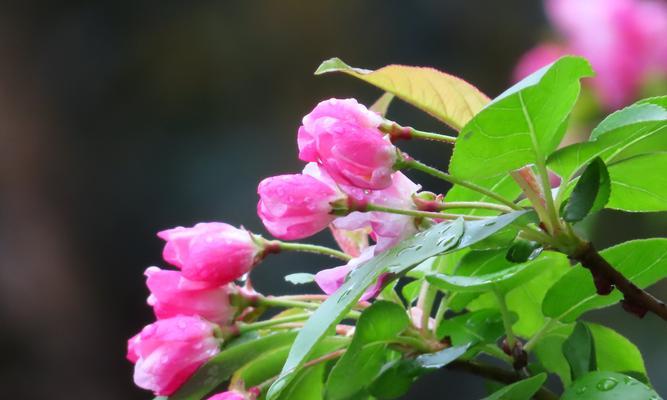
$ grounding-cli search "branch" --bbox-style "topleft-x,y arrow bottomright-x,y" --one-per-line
573,241 -> 667,320
447,360 -> 558,400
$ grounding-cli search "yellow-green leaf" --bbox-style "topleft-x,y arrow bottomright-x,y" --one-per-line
315,57 -> 490,130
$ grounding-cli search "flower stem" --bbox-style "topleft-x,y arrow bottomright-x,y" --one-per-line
435,201 -> 514,213
380,121 -> 457,144
237,313 -> 311,333
403,159 -> 522,211
524,318 -> 558,352
432,297 -> 447,337
253,295 -> 362,318
518,92 -> 561,234
390,336 -> 433,353
409,128 -> 457,144
268,240 -> 352,261
493,289 -> 516,348
253,296 -> 321,310
365,203 -> 488,221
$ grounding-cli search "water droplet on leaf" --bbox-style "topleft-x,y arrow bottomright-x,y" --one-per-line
596,378 -> 618,391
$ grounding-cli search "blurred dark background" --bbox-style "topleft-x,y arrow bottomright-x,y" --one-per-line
0,1 -> 664,399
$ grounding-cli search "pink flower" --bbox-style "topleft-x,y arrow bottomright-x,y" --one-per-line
158,222 -> 260,286
329,224 -> 371,257
208,392 -> 245,400
512,43 -> 566,82
127,316 -> 220,396
298,98 -> 397,190
257,163 -> 346,240
334,172 -> 420,253
208,388 -> 259,400
315,245 -> 387,301
144,267 -> 234,325
516,0 -> 667,109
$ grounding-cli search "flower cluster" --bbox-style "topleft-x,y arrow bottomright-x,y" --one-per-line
127,98 -> 437,397
258,98 -> 425,294
127,222 -> 265,396
514,0 -> 667,109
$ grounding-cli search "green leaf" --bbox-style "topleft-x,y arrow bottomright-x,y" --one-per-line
369,92 -> 395,117
548,101 -> 667,181
367,345 -> 470,399
606,152 -> 667,212
505,239 -> 542,263
401,280 -> 422,304
315,57 -> 490,130
276,364 -> 325,400
284,273 -> 315,285
534,324 -> 573,387
274,337 -> 349,400
231,345 -> 292,388
368,359 -> 422,399
591,102 -> 667,139
427,251 -> 562,294
466,252 -> 570,337
639,95 -> 667,109
450,56 -> 593,180
436,309 -> 505,344
414,344 -> 470,369
325,301 -> 409,400
267,212 -> 528,399
169,332 -> 297,400
481,373 -> 547,400
563,322 -> 596,381
446,250 -> 517,312
563,157 -> 610,222
542,238 -> 667,322
561,371 -> 661,400
535,322 -> 649,388
587,323 -> 647,382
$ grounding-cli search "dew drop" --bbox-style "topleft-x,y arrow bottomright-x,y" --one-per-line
596,378 -> 618,391
623,376 -> 638,386
575,386 -> 587,394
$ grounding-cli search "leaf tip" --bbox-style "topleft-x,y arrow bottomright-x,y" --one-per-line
314,57 -> 348,75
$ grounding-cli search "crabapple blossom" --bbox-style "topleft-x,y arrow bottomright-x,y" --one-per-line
298,98 -> 397,190
334,171 -> 421,253
127,316 -> 220,396
145,266 -> 234,324
257,162 -> 346,240
158,222 -> 260,286
515,0 -> 667,109
314,245 -> 387,301
207,388 -> 259,400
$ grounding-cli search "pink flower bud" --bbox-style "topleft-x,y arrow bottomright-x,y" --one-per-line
257,163 -> 345,240
334,172 -> 420,253
208,390 -> 252,400
127,316 -> 220,396
158,222 -> 260,285
144,267 -> 234,325
314,245 -> 387,301
298,98 -> 397,190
